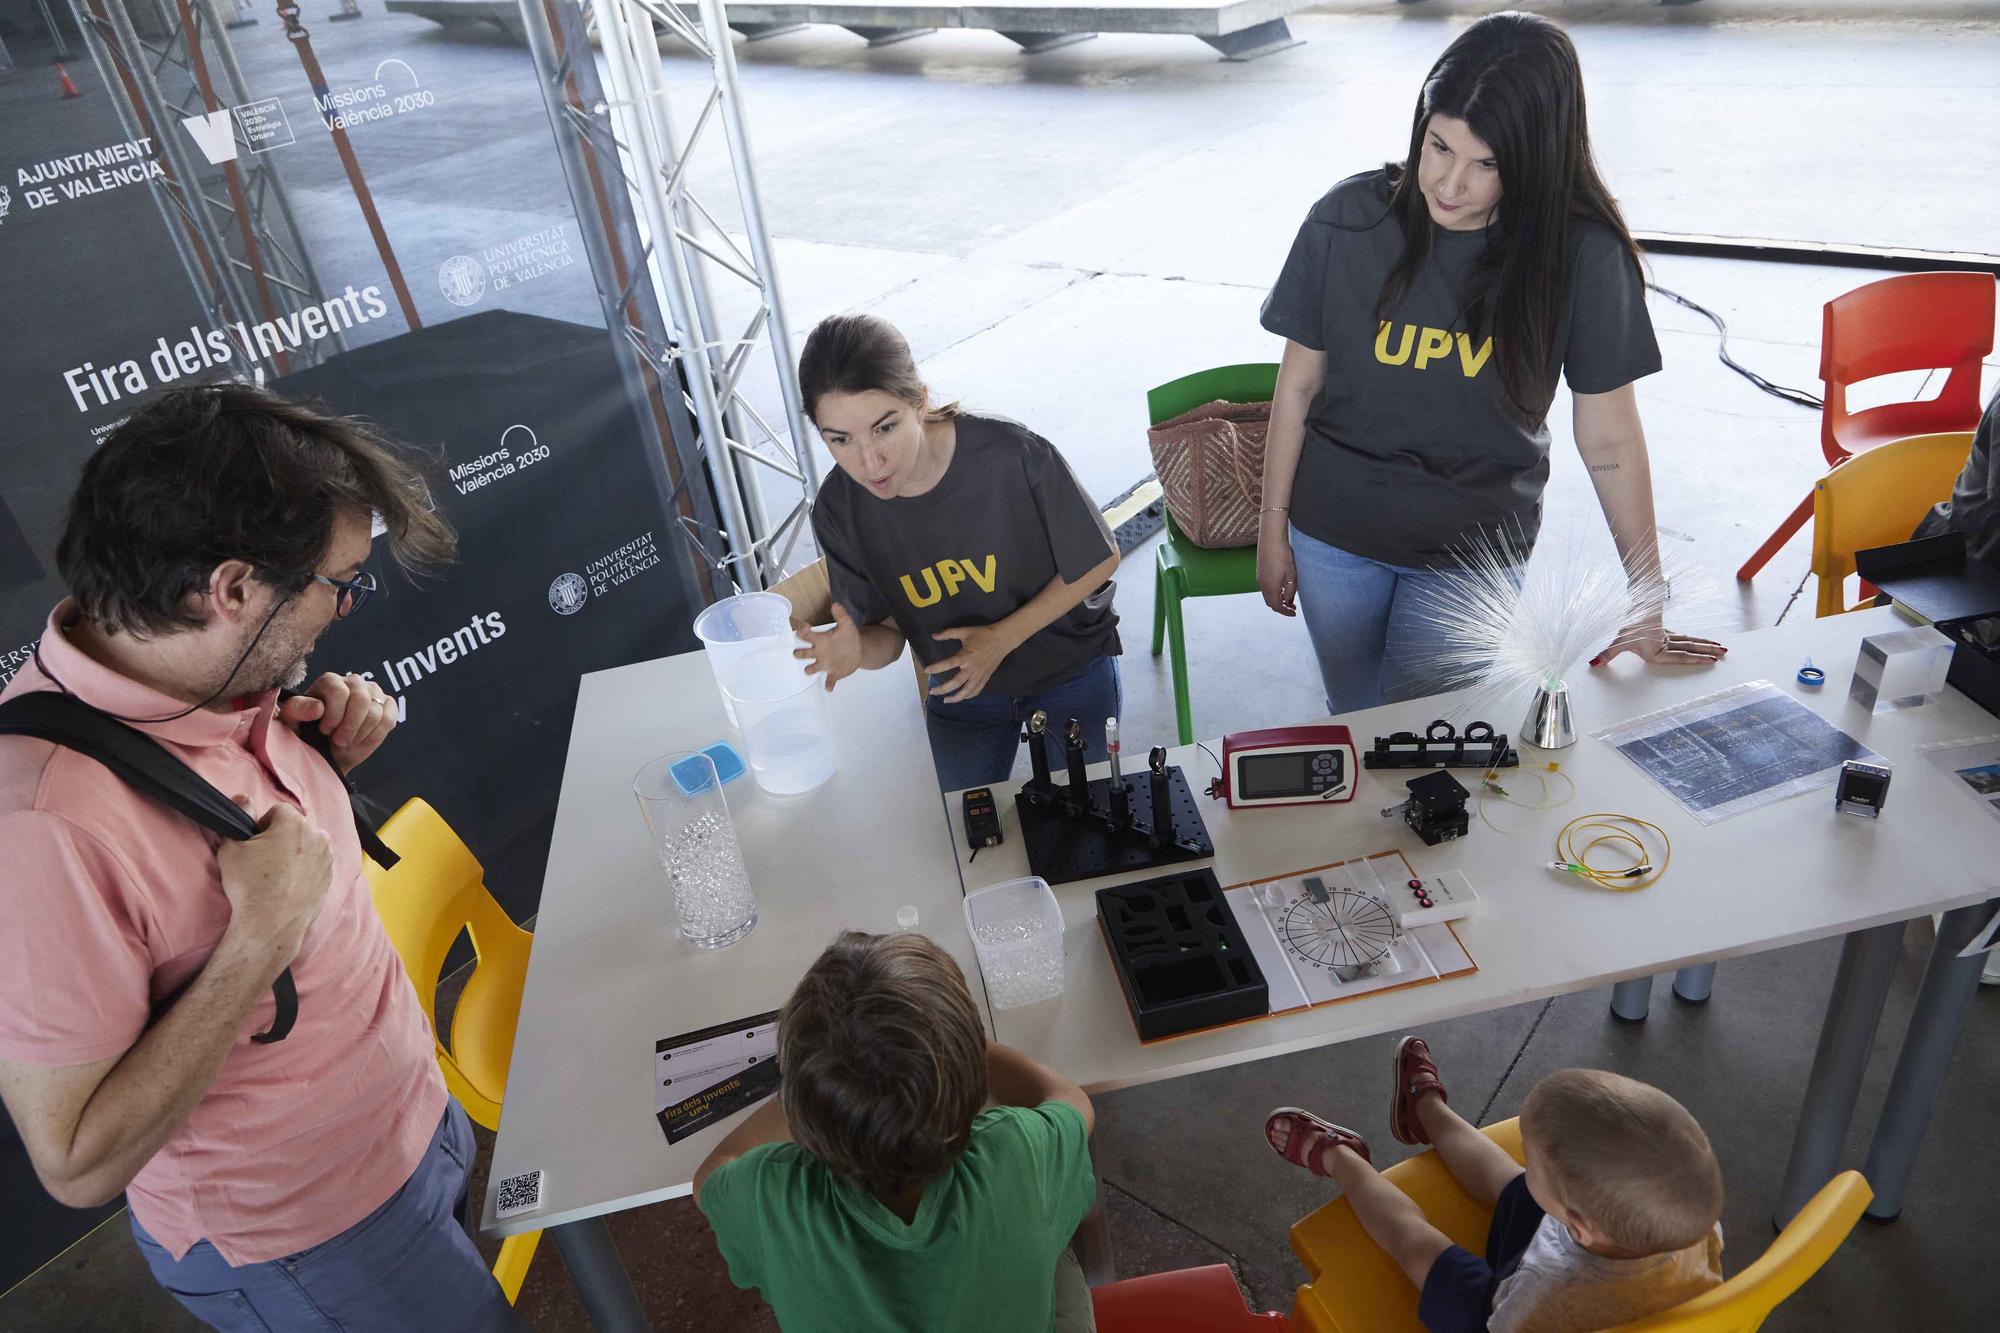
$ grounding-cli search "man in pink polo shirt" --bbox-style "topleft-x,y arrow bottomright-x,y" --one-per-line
0,385 -> 521,1330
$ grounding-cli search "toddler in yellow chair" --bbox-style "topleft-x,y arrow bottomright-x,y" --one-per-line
1267,1040 -> 1724,1332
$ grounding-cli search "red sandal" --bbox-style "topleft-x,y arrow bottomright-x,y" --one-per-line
1265,1107 -> 1371,1177
1390,1036 -> 1448,1146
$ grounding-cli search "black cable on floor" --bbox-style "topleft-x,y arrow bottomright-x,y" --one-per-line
1646,283 -> 1825,410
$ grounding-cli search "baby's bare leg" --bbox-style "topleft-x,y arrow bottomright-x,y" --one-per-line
1415,1091 -> 1524,1207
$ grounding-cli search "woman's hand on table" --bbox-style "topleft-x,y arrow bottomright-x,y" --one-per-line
795,602 -> 864,691
1590,615 -> 1728,668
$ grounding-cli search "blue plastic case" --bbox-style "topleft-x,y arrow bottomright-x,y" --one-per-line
670,741 -> 746,795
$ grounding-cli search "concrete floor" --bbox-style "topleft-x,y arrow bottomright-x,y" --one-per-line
5,1 -> 2000,1329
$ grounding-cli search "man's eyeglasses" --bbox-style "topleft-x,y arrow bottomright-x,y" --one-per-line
304,570 -> 378,618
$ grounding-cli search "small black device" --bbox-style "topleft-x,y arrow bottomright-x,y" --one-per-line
1400,770 -> 1471,846
1835,759 -> 1893,819
962,786 -> 1003,850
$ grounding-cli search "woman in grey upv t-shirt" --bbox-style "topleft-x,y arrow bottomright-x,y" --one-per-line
794,314 -> 1124,792
1257,13 -> 1725,714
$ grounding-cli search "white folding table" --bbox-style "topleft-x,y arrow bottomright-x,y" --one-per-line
487,606 -> 2000,1328
480,656 -> 978,1329
953,607 -> 2000,1230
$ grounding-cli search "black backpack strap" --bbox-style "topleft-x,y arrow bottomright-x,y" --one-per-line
0,693 -> 258,839
0,692 -> 297,1043
282,709 -> 400,871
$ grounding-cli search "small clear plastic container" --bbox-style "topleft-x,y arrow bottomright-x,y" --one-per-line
964,876 -> 1065,1010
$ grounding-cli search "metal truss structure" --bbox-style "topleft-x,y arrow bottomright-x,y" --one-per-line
535,0 -> 819,592
69,0 -> 337,375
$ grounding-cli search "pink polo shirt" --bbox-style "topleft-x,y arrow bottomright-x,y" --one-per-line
0,603 -> 446,1265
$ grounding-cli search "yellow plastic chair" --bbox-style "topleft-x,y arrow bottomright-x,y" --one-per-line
364,798 -> 542,1304
1810,430 -> 1974,617
1288,1117 -> 1872,1333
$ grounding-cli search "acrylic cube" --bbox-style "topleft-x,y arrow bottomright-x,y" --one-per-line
1849,626 -> 1954,713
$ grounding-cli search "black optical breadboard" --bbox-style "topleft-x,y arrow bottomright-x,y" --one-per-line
1015,767 -> 1213,887
1096,868 -> 1268,1042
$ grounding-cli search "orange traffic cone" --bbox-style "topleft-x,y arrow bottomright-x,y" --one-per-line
57,63 -> 82,99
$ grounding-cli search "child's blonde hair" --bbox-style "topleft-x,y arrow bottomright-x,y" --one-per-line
778,931 -> 988,1201
1522,1069 -> 1723,1256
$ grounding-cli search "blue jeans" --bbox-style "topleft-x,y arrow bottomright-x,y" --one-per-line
1290,525 -> 1503,715
926,654 -> 1122,792
131,1103 -> 521,1332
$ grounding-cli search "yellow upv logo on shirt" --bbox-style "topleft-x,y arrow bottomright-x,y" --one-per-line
900,556 -> 998,608
1374,321 -> 1494,377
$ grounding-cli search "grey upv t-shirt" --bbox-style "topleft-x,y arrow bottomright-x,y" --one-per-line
810,414 -> 1120,698
1261,169 -> 1662,568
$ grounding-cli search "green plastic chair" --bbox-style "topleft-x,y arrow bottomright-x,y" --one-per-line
1147,363 -> 1279,744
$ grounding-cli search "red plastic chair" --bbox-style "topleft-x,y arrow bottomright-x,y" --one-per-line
1092,1264 -> 1292,1331
1737,271 -> 1994,583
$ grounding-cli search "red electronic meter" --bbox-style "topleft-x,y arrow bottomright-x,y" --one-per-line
1218,725 -> 1359,808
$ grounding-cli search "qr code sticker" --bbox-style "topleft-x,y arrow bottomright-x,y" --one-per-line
496,1169 -> 544,1220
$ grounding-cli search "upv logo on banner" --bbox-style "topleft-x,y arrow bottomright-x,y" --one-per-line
548,573 -> 590,616
439,255 -> 486,307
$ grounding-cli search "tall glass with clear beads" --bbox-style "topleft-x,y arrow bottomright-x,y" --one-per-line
633,751 -> 758,949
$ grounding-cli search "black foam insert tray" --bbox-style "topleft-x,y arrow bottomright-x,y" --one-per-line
1096,868 -> 1268,1042
1015,767 -> 1213,887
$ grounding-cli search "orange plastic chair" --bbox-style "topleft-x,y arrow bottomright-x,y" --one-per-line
364,798 -> 541,1305
1810,430 -> 1974,616
1092,1263 -> 1291,1331
1288,1117 -> 1871,1333
1738,271 -> 1994,583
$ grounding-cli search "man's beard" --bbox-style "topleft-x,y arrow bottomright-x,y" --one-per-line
224,618 -> 317,699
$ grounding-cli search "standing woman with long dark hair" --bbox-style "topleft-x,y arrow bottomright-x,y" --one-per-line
794,314 -> 1123,792
1256,13 -> 1725,713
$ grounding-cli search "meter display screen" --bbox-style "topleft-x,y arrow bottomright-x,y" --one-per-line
1239,749 -> 1344,799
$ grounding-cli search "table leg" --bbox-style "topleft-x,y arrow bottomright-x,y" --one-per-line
551,1216 -> 651,1331
1610,975 -> 1654,1022
1773,920 -> 1904,1229
1671,962 -> 1717,1003
1859,899 -> 1999,1222
1073,1159 -> 1116,1286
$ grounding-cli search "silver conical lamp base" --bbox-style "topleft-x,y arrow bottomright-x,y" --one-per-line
1522,681 -> 1576,750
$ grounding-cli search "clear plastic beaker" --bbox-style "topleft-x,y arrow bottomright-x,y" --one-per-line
694,592 -> 799,728
634,751 -> 758,949
719,654 -> 838,797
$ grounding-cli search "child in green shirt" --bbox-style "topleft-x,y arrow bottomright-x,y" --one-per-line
694,931 -> 1099,1332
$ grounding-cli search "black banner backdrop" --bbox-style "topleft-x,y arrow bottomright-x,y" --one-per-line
276,309 -> 697,919
0,7 -> 706,922
0,0 -> 718,1278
